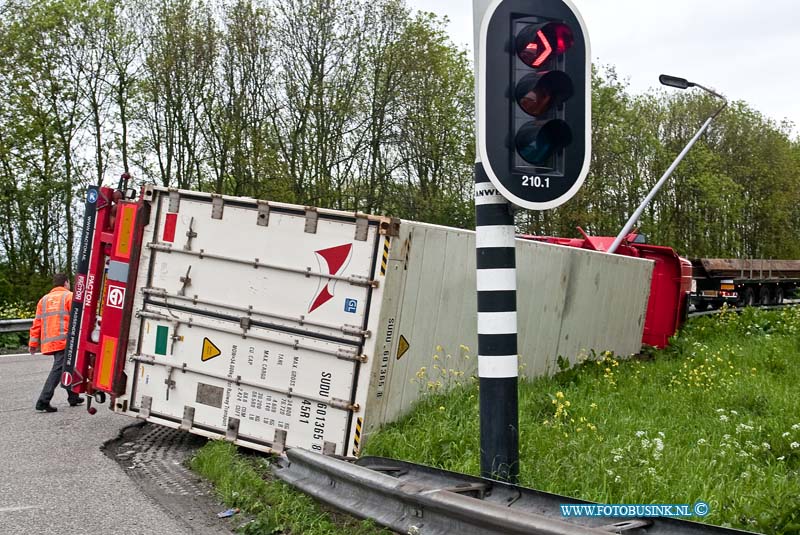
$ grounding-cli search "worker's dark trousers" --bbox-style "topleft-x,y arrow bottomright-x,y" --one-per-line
37,350 -> 80,405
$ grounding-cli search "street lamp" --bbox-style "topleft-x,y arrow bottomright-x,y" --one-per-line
607,75 -> 727,254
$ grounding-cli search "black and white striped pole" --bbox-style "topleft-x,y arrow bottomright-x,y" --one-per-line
475,165 -> 520,482
474,0 -> 591,483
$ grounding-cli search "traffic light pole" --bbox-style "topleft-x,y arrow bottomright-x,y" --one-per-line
473,0 -> 519,483
474,164 -> 520,483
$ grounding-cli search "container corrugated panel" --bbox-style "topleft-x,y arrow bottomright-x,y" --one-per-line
362,222 -> 652,436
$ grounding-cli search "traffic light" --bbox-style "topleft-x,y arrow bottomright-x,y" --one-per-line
478,0 -> 590,210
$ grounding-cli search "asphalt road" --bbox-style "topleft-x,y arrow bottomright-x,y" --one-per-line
0,352 -> 196,534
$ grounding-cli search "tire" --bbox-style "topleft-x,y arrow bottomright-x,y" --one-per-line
743,287 -> 756,307
759,287 -> 771,306
775,287 -> 784,305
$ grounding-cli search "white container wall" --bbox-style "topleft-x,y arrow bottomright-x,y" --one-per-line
364,222 -> 652,436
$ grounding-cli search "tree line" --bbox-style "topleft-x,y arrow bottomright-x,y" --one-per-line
0,0 -> 798,304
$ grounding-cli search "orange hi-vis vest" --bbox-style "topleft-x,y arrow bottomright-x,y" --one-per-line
29,286 -> 73,354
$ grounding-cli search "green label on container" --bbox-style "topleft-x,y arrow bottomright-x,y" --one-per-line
155,325 -> 169,355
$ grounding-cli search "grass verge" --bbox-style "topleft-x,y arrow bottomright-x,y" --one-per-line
190,441 -> 389,534
364,306 -> 800,534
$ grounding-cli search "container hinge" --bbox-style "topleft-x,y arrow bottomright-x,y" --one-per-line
304,208 -> 318,234
379,217 -> 400,237
226,417 -> 240,441
348,275 -> 379,288
257,201 -> 270,227
168,189 -> 180,212
331,398 -> 359,412
164,366 -> 176,400
354,216 -> 369,241
170,323 -> 184,354
342,324 -> 368,338
336,348 -> 363,362
211,194 -> 224,219
178,265 -> 192,296
144,286 -> 167,298
184,217 -> 197,251
139,395 -> 152,419
180,405 -> 195,431
239,316 -> 251,335
273,429 -> 287,453
323,441 -> 337,456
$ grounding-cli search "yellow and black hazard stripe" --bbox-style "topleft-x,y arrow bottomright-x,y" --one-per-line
352,417 -> 363,456
380,237 -> 390,276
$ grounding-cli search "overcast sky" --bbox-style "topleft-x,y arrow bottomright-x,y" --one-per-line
406,0 -> 800,136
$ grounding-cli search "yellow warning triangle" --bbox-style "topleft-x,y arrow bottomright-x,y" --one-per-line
201,337 -> 221,361
396,335 -> 410,360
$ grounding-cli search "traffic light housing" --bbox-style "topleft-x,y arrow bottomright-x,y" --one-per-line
478,0 -> 590,210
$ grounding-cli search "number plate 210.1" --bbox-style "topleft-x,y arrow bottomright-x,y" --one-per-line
522,176 -> 550,188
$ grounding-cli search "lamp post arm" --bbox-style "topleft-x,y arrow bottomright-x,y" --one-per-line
607,114 -> 715,254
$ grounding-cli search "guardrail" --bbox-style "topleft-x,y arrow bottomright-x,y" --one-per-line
274,449 -> 749,535
0,319 -> 33,334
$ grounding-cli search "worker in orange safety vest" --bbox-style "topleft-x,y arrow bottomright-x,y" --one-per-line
29,273 -> 84,412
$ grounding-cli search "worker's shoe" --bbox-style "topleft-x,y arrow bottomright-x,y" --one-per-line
35,402 -> 57,413
68,398 -> 84,407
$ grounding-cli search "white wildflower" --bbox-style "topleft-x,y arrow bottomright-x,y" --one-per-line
777,456 -> 786,461
791,442 -> 800,449
740,471 -> 750,479
653,438 -> 664,452
614,475 -> 622,483
783,432 -> 790,438
658,431 -> 665,438
719,415 -> 729,422
613,455 -> 623,463
642,439 -> 651,449
792,424 -> 800,431
697,438 -> 707,445
647,467 -> 656,476
730,410 -> 738,416
762,442 -> 771,450
606,469 -> 614,476
635,431 -> 646,438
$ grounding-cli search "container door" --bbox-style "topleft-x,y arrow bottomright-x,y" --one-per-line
129,190 -> 380,455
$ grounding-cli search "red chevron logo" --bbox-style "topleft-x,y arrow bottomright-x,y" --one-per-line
308,243 -> 353,313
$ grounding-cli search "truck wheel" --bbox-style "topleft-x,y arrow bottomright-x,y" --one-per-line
775,287 -> 784,305
759,287 -> 771,306
743,287 -> 755,307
